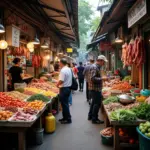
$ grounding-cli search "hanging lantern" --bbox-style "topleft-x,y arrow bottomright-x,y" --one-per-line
0,40 -> 8,49
29,48 -> 34,52
27,42 -> 34,49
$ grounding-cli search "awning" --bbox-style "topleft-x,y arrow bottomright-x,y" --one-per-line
93,0 -> 136,39
86,33 -> 107,50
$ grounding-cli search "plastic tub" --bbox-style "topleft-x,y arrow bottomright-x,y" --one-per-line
33,128 -> 44,145
136,127 -> 150,150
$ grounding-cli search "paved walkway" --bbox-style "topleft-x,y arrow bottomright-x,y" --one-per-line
29,90 -> 112,150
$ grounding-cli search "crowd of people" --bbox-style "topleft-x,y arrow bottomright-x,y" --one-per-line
55,55 -> 108,124
8,55 -> 108,125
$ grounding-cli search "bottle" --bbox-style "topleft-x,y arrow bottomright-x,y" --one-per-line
45,113 -> 56,133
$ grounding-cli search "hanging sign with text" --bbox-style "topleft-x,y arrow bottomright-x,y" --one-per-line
128,0 -> 147,28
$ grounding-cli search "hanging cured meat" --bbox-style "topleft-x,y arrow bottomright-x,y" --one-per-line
127,39 -> 134,65
32,55 -> 42,68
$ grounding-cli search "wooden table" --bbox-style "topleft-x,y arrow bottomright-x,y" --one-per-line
103,103 -> 146,150
0,96 -> 59,150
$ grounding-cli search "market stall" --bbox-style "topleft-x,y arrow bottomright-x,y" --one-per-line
101,78 -> 150,150
0,77 -> 59,150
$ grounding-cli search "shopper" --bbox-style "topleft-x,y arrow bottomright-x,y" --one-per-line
9,58 -> 23,90
67,63 -> 73,105
88,55 -> 108,124
77,62 -> 85,92
49,61 -> 54,73
83,59 -> 95,103
72,63 -> 78,79
56,58 -> 72,124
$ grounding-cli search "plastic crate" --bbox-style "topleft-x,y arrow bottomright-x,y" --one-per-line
136,127 -> 150,150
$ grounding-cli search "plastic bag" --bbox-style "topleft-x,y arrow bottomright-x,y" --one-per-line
14,82 -> 27,90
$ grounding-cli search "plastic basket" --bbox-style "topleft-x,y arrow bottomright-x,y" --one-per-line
100,134 -> 113,145
136,127 -> 150,150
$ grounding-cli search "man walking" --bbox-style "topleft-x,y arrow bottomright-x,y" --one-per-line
83,59 -> 94,103
88,55 -> 108,124
77,62 -> 84,92
57,59 -> 72,124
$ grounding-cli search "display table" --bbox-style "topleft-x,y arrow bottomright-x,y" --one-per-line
0,97 -> 58,150
103,103 -> 146,150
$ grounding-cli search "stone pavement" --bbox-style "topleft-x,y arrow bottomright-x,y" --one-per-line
28,90 -> 113,150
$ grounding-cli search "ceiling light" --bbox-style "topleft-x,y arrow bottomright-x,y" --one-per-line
29,48 -> 34,52
31,35 -> 40,45
115,37 -> 123,43
0,40 -> 8,49
41,40 -> 49,48
0,24 -> 5,33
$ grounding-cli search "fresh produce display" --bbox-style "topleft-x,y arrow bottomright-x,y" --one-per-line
24,87 -> 57,97
10,111 -> 36,121
123,76 -> 131,82
100,127 -> 114,137
136,95 -> 147,102
104,78 -> 121,87
5,91 -> 29,101
111,82 -> 133,91
132,103 -> 150,120
25,100 -> 45,110
0,111 -> 13,120
5,107 -> 18,113
110,109 -> 136,122
23,108 -> 38,115
0,92 -> 27,108
139,122 -> 150,138
103,96 -> 119,105
105,103 -> 123,112
27,94 -> 50,102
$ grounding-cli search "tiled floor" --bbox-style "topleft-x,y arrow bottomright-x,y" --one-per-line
28,90 -> 113,150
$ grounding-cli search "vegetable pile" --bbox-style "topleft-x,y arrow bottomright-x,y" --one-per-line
25,100 -> 45,110
123,76 -> 131,82
0,92 -> 27,108
0,111 -> 13,120
111,82 -> 133,91
27,94 -> 50,102
139,122 -> 150,138
110,109 -> 136,122
132,103 -> 150,120
103,96 -> 119,105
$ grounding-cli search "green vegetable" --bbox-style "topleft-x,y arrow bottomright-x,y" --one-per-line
132,103 -> 150,120
139,121 -> 150,138
123,76 -> 131,82
110,109 -> 136,122
103,96 -> 119,105
27,94 -> 50,102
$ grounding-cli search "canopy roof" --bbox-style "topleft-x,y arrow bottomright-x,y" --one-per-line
1,0 -> 79,48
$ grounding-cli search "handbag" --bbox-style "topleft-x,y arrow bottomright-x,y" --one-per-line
70,69 -> 78,91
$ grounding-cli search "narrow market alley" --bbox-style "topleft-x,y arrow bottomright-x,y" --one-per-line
28,90 -> 112,150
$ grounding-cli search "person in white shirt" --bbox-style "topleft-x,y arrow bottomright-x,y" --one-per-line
56,58 -> 72,124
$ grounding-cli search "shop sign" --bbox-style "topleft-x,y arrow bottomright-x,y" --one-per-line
128,0 -> 147,28
100,42 -> 113,51
67,48 -> 73,53
6,25 -> 20,47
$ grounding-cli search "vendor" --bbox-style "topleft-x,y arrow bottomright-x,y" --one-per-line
9,58 -> 23,90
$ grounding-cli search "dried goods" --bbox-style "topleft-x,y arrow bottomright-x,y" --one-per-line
105,103 -> 123,111
23,108 -> 38,115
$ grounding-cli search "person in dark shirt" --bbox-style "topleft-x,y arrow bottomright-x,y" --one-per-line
9,58 -> 23,90
77,62 -> 85,92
